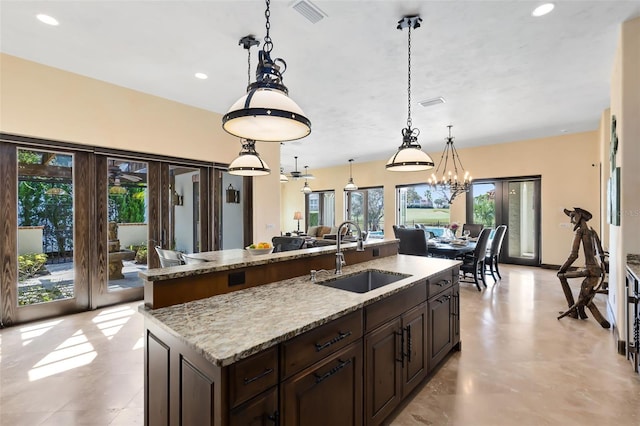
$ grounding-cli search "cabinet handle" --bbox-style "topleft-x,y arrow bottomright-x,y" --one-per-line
436,279 -> 451,287
313,358 -> 351,384
315,330 -> 352,352
395,329 -> 405,367
267,411 -> 280,424
437,295 -> 451,304
243,368 -> 274,385
405,324 -> 412,363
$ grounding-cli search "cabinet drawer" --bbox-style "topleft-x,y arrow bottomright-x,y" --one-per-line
427,269 -> 456,298
365,282 -> 426,332
229,346 -> 279,408
281,310 -> 363,380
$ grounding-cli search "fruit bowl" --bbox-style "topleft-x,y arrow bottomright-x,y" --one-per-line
245,246 -> 273,255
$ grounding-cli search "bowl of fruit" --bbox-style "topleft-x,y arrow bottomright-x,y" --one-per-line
245,242 -> 273,255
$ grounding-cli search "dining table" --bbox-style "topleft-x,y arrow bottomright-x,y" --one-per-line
428,240 -> 476,259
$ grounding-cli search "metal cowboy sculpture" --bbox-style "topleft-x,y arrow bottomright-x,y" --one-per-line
557,207 -> 610,328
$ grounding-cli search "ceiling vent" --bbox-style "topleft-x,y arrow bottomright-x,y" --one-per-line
418,97 -> 446,108
291,0 -> 327,24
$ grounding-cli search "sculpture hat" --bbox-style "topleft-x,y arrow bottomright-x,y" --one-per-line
563,207 -> 593,222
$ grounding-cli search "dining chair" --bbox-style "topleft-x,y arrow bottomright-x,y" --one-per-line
154,246 -> 184,268
485,225 -> 507,280
271,236 -> 306,253
459,228 -> 492,290
462,223 -> 484,238
392,226 -> 429,257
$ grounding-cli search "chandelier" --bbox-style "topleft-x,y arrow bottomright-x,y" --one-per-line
222,0 -> 311,142
428,125 -> 472,203
386,15 -> 434,172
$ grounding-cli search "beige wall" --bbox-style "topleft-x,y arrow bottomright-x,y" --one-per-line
608,16 -> 640,335
0,53 -> 281,244
282,131 -> 600,267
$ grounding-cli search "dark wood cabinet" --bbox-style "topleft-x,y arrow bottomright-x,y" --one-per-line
428,286 -> 454,370
401,303 -> 428,397
281,341 -> 363,426
229,388 -> 278,426
452,283 -> 461,349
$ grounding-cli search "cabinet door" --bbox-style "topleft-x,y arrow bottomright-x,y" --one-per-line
364,318 -> 402,425
230,387 -> 278,426
281,341 -> 363,426
401,303 -> 427,397
428,287 -> 454,371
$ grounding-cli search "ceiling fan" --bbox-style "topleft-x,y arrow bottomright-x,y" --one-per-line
287,156 -> 314,180
108,163 -> 142,186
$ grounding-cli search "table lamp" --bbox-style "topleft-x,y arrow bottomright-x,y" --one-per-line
293,211 -> 303,232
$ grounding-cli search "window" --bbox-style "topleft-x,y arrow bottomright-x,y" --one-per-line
345,187 -> 384,239
306,191 -> 335,226
397,183 -> 451,227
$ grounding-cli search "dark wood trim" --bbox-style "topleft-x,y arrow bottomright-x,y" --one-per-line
199,167 -> 211,252
0,143 -> 18,326
148,162 -> 162,267
243,177 -> 253,248
73,151 -> 92,308
213,169 -> 222,250
92,155 -> 109,309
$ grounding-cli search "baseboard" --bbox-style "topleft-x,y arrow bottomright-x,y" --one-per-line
606,297 -> 626,355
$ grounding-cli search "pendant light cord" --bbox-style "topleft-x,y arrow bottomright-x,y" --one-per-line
407,25 -> 412,130
264,0 -> 273,53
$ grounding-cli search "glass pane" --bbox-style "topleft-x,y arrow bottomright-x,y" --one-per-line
107,158 -> 148,291
308,193 -> 319,226
17,149 -> 75,306
472,182 -> 496,228
173,166 -> 201,252
397,184 -> 450,227
507,181 -> 536,259
367,188 -> 384,236
347,191 -> 364,227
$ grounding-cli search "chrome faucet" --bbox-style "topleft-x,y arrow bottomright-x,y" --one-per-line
310,269 -> 331,283
335,221 -> 365,275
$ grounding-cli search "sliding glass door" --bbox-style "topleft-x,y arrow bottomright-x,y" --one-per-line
467,177 -> 541,266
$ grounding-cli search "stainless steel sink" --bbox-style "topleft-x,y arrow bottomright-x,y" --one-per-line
319,270 -> 410,293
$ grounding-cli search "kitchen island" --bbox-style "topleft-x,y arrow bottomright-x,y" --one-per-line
140,243 -> 461,426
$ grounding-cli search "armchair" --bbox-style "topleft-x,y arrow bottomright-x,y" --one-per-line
392,225 -> 429,257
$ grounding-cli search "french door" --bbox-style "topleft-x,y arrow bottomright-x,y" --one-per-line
466,177 -> 541,266
0,137 -> 214,326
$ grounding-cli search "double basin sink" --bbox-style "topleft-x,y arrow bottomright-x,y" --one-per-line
319,270 -> 410,293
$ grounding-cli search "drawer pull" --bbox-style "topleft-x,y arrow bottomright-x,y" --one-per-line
315,330 -> 352,352
313,358 -> 351,384
405,324 -> 412,363
437,295 -> 451,304
267,411 -> 280,424
243,368 -> 274,385
436,279 -> 451,287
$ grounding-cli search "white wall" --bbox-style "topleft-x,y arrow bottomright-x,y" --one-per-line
174,171 -> 198,253
222,172 -> 244,249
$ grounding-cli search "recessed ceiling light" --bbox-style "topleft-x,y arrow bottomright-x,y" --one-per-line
532,3 -> 555,17
36,14 -> 59,26
194,73 -> 208,80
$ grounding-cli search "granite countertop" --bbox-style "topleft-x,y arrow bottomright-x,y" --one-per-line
139,255 -> 460,367
628,253 -> 640,279
139,239 -> 396,282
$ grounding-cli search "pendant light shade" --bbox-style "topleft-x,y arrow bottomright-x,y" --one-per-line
386,15 -> 434,172
222,0 -> 311,142
344,159 -> 358,191
279,167 -> 289,183
228,139 -> 271,176
300,166 -> 312,193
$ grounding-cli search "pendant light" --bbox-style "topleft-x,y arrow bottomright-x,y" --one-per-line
228,139 -> 271,176
279,167 -> 289,183
222,0 -> 311,142
228,36 -> 271,176
386,15 -> 434,172
300,166 -> 312,194
344,159 -> 358,191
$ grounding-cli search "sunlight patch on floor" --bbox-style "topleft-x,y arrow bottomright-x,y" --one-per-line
133,336 -> 144,351
20,319 -> 63,347
92,305 -> 136,339
28,330 -> 96,381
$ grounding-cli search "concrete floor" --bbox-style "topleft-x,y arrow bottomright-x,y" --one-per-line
1,264 -> 639,425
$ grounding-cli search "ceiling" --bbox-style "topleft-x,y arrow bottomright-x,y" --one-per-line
2,1 -> 639,174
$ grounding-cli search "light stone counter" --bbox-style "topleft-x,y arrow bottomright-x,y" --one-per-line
139,254 -> 460,367
139,239 -> 395,282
